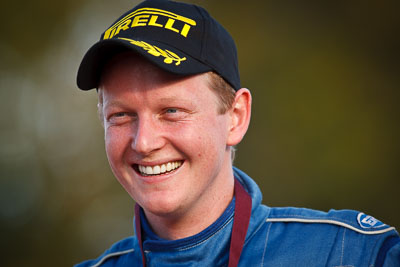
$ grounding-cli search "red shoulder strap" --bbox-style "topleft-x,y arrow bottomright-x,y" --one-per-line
228,178 -> 252,267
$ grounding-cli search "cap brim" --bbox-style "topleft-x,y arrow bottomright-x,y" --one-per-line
77,38 -> 211,90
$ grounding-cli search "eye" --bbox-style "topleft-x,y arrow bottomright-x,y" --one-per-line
162,107 -> 191,121
114,112 -> 127,117
107,111 -> 136,125
166,108 -> 178,114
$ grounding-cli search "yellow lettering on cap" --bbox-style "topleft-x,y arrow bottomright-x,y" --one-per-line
180,24 -> 191,37
148,15 -> 163,28
103,8 -> 197,40
165,18 -> 180,33
104,28 -> 116,39
131,15 -> 149,27
115,19 -> 132,36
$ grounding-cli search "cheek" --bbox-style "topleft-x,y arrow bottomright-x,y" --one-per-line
173,116 -> 228,159
105,128 -> 129,164
204,115 -> 230,144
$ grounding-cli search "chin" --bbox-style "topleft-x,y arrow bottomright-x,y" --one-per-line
140,195 -> 185,217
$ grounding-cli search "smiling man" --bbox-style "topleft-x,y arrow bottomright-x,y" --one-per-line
75,0 -> 400,266
98,53 -> 249,241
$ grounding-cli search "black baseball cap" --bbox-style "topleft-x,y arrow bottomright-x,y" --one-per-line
77,0 -> 241,91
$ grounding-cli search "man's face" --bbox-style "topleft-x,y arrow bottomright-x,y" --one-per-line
99,54 -> 234,218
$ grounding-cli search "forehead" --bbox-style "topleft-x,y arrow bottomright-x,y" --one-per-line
101,52 -> 181,85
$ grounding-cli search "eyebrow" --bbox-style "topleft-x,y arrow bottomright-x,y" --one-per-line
102,99 -> 129,109
159,97 -> 193,104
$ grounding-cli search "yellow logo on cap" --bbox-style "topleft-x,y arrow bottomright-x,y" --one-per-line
104,8 -> 196,40
118,37 -> 186,65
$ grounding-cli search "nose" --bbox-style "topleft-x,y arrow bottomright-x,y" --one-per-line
132,116 -> 165,155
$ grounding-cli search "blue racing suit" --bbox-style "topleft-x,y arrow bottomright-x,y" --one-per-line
75,167 -> 400,266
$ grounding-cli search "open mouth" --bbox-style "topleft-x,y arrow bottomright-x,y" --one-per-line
133,161 -> 183,176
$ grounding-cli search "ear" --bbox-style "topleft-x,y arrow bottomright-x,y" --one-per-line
227,88 -> 252,146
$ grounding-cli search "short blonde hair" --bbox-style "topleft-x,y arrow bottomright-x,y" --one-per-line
206,72 -> 236,114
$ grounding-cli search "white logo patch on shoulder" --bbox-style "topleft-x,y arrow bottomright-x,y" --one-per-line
357,212 -> 386,229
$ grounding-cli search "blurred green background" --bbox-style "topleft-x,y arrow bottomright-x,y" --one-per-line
0,0 -> 399,266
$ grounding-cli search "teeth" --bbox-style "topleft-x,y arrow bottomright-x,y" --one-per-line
167,162 -> 172,171
138,161 -> 182,176
153,165 -> 160,175
146,166 -> 153,175
160,164 -> 166,173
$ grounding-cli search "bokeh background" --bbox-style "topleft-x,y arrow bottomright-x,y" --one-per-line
1,0 -> 399,266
